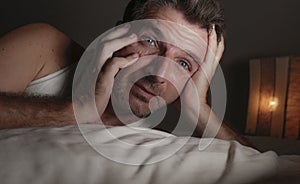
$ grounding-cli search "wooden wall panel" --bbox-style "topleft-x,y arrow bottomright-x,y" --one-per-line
246,56 -> 300,139
271,57 -> 289,138
256,58 -> 276,136
285,57 -> 300,139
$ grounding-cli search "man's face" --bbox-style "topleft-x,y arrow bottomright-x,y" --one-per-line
112,7 -> 208,118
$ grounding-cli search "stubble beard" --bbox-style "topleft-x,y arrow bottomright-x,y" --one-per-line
112,82 -> 152,119
129,90 -> 152,118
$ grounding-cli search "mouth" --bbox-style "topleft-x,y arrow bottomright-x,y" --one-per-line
131,83 -> 156,102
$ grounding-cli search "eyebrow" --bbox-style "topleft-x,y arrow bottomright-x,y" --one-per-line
150,26 -> 164,37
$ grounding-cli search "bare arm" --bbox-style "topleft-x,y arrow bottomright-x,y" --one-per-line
0,24 -> 138,129
0,23 -> 86,129
0,93 -> 75,129
194,104 -> 252,147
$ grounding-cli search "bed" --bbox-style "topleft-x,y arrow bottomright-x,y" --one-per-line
0,124 -> 299,184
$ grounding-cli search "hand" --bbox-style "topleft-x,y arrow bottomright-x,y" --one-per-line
95,26 -> 140,117
73,25 -> 139,123
175,26 -> 224,129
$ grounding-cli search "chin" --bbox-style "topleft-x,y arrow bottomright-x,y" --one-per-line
130,105 -> 151,118
129,95 -> 151,118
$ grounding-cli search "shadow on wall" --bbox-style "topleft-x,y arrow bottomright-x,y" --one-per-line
222,60 -> 249,133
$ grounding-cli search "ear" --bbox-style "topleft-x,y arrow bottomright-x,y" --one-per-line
116,20 -> 124,26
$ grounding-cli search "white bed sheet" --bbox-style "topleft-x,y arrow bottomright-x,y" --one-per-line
0,124 -> 299,184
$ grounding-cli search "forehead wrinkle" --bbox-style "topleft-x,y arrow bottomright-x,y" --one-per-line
157,22 -> 206,64
162,30 -> 205,65
139,22 -> 164,37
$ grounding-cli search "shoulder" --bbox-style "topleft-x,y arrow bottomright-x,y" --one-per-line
0,23 -> 83,92
13,23 -> 82,78
1,23 -> 71,48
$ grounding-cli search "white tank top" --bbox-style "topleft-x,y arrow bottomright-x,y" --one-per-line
24,63 -> 77,97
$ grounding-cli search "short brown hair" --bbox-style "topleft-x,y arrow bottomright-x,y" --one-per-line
123,0 -> 225,42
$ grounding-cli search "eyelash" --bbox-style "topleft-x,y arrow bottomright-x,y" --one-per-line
177,59 -> 192,71
140,35 -> 158,48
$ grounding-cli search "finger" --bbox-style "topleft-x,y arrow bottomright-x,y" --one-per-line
97,53 -> 139,93
200,26 -> 218,73
101,24 -> 131,42
207,25 -> 218,56
102,53 -> 139,74
200,26 -> 219,78
215,36 -> 225,63
95,53 -> 139,114
98,34 -> 138,66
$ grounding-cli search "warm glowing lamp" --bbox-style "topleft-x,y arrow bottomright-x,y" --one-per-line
246,56 -> 300,139
268,97 -> 278,112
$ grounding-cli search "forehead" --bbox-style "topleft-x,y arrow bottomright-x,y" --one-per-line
146,7 -> 208,42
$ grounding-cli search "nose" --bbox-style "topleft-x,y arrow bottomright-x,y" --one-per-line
144,44 -> 178,83
151,52 -> 176,83
156,45 -> 180,81
155,58 -> 172,82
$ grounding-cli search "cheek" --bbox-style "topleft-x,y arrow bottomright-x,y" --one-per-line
164,81 -> 184,102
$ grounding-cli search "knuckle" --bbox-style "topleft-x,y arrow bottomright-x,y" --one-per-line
96,87 -> 109,96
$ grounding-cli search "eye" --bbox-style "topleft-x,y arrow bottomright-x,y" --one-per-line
178,60 -> 191,71
140,35 -> 158,48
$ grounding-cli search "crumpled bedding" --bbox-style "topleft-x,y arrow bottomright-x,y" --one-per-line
0,124 -> 299,184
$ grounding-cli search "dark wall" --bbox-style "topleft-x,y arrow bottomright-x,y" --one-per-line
222,0 -> 300,131
0,0 -> 129,46
1,0 -> 300,133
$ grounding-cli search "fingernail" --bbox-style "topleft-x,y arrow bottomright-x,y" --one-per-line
209,24 -> 215,35
132,53 -> 139,58
129,34 -> 137,39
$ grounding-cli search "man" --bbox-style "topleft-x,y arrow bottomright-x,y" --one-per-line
0,0 -> 249,145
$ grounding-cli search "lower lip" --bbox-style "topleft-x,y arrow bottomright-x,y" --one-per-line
131,84 -> 154,100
